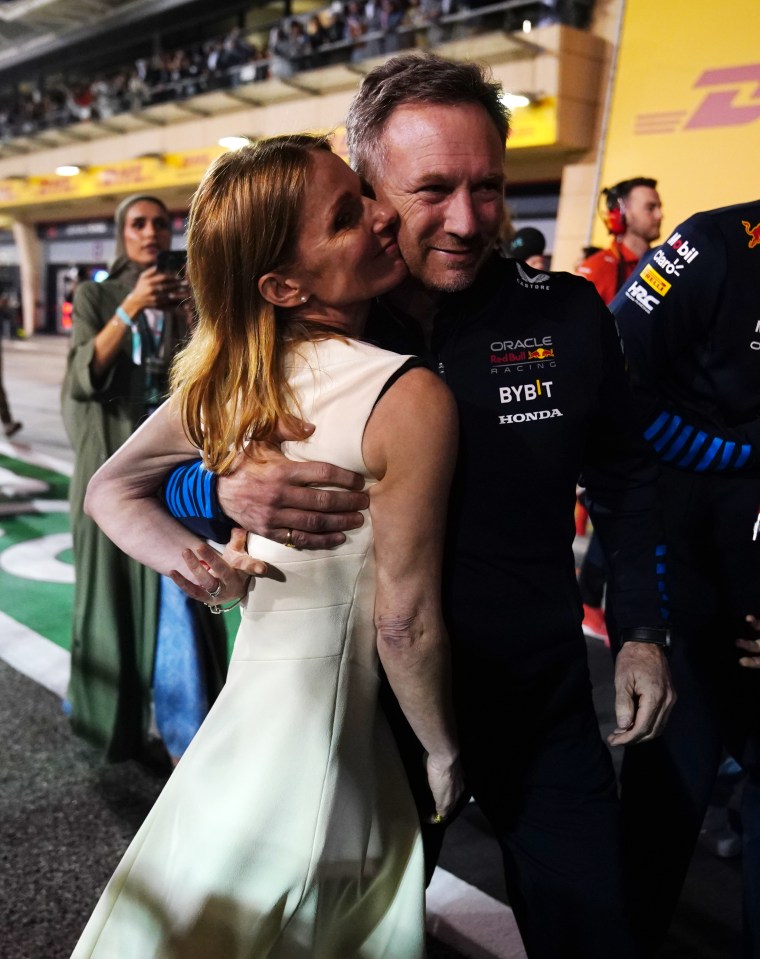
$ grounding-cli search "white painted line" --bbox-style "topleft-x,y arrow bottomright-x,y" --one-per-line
1,532 -> 75,583
0,610 -> 70,699
0,498 -> 71,518
427,868 -> 527,959
0,439 -> 74,477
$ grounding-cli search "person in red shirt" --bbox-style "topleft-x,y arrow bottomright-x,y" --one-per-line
575,177 -> 662,643
577,176 -> 662,305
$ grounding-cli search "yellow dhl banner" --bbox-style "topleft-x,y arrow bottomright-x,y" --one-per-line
596,0 -> 760,245
0,147 -> 226,209
509,97 -> 557,150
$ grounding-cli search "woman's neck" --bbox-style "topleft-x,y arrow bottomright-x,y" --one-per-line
290,300 -> 369,339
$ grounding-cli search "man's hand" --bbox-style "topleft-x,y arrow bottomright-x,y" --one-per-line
217,442 -> 370,550
737,614 -> 760,668
607,642 -> 676,747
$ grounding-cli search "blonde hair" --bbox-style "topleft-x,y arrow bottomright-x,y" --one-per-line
171,134 -> 332,473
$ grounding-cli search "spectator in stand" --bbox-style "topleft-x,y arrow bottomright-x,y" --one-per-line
575,176 -> 663,644
306,13 -> 330,50
345,0 -> 369,61
379,0 -> 406,53
127,71 -> 149,111
270,20 -> 313,77
218,28 -> 254,87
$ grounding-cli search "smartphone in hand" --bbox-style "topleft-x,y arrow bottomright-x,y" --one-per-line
156,249 -> 187,277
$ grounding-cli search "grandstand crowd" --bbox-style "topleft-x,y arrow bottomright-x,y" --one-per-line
0,0 -> 593,143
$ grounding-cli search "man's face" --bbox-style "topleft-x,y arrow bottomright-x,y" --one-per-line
371,102 -> 505,293
623,186 -> 663,244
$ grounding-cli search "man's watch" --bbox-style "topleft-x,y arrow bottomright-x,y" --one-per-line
620,626 -> 671,651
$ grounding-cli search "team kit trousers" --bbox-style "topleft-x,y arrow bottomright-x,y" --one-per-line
620,467 -> 760,958
451,629 -> 638,959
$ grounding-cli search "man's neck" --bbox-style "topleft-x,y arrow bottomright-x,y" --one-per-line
620,231 -> 650,260
385,277 -> 442,345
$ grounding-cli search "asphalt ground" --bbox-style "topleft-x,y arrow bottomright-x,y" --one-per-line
0,333 -> 745,958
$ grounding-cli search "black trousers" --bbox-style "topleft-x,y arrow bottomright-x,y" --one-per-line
452,637 -> 638,959
620,467 -> 760,958
384,631 -> 638,958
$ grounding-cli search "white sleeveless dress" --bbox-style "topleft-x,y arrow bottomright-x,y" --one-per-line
71,337 -> 426,959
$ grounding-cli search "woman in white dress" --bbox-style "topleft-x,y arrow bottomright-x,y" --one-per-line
73,134 -> 463,958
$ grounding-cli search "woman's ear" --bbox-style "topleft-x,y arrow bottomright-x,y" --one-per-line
258,272 -> 306,308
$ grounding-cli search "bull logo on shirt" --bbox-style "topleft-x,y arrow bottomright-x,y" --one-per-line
743,220 -> 760,249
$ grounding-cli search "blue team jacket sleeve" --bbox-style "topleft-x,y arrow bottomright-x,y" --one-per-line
581,297 -> 668,630
160,458 -> 234,543
611,211 -> 760,472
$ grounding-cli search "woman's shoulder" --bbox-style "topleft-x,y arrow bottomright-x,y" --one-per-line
295,335 -> 413,370
74,276 -> 128,308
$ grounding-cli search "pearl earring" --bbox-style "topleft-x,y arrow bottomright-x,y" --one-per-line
301,295 -> 307,303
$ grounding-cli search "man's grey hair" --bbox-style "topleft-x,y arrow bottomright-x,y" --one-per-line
345,53 -> 510,182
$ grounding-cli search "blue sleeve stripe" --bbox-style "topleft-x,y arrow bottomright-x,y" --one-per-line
661,424 -> 694,462
695,437 -> 723,472
164,470 -> 182,517
201,467 -> 213,516
678,430 -> 708,467
717,441 -> 736,471
652,414 -> 683,452
162,460 -> 217,520
644,411 -> 671,442
735,445 -> 751,469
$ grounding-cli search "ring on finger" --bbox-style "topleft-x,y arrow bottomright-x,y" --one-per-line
285,529 -> 295,549
207,579 -> 222,599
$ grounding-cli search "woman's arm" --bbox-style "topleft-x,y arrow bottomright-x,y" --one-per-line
90,266 -> 175,379
363,366 -> 463,818
84,398 -> 263,600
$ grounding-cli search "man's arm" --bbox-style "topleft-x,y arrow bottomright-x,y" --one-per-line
581,293 -> 675,746
611,215 -> 760,469
161,431 -> 371,550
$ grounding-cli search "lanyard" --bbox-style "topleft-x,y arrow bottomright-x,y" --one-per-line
131,310 -> 165,366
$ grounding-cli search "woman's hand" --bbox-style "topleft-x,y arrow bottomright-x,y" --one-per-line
123,266 -> 188,315
425,752 -> 466,823
169,528 -> 268,606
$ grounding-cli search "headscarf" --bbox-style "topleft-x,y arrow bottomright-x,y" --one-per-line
108,193 -> 171,285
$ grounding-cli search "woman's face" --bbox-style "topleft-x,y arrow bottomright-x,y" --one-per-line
292,151 -> 407,308
122,200 -> 171,267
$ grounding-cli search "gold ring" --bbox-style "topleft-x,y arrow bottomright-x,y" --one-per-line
285,529 -> 295,549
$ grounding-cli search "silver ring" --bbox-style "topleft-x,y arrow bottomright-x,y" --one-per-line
206,580 -> 222,599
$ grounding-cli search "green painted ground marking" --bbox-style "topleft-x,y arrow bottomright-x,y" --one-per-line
0,453 -> 74,651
